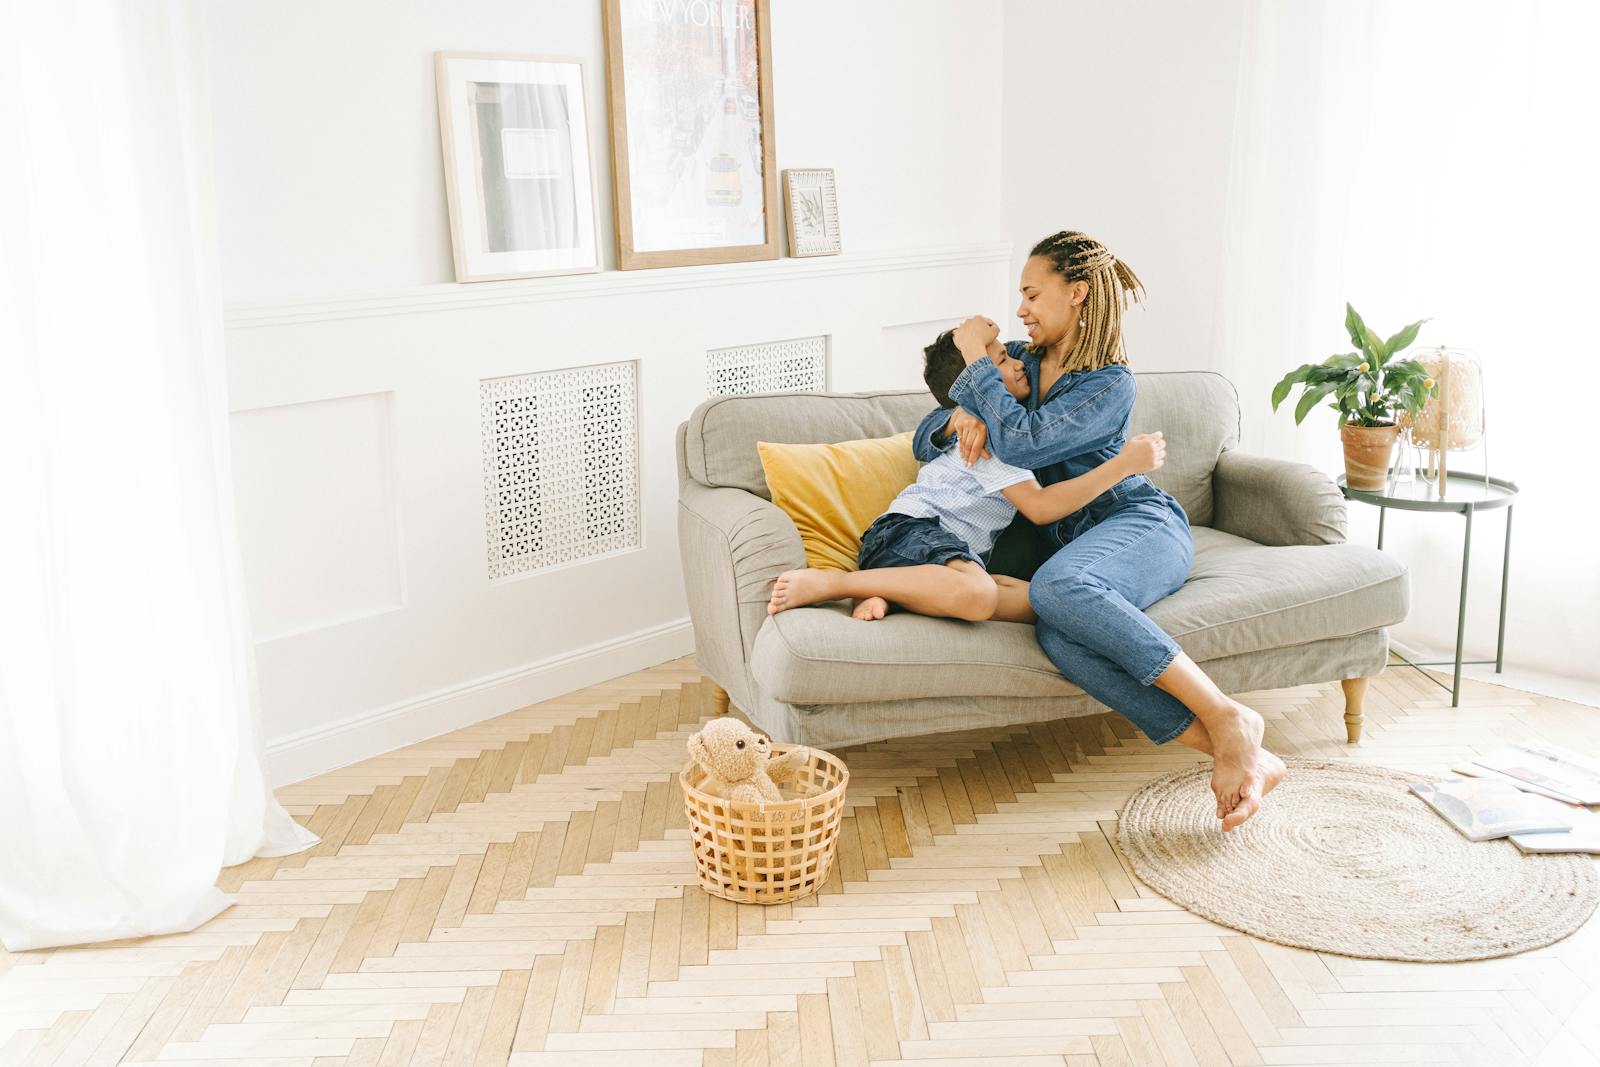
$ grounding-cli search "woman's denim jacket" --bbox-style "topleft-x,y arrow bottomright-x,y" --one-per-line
911,341 -> 1181,544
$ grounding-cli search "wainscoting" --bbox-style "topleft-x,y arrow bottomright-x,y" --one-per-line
227,242 -> 1011,783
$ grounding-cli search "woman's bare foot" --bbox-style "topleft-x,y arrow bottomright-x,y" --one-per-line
852,596 -> 889,621
1207,699 -> 1267,827
767,569 -> 845,615
1221,748 -> 1286,831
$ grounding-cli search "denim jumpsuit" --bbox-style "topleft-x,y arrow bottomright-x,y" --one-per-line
912,342 -> 1199,744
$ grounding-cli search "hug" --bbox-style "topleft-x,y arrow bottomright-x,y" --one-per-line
680,230 -> 1407,833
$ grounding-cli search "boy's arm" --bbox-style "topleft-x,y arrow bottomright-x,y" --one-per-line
1000,432 -> 1165,525
1002,457 -> 1132,525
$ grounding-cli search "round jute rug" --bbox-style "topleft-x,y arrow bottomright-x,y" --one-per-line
1116,758 -> 1600,962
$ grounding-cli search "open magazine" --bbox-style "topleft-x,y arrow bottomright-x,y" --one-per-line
1450,761 -> 1582,803
1408,778 -> 1574,841
1471,740 -> 1600,805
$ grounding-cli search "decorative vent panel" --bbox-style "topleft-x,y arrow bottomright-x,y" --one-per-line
706,335 -> 828,396
481,361 -> 640,580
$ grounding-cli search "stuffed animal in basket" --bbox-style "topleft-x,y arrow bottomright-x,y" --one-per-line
687,718 -> 809,804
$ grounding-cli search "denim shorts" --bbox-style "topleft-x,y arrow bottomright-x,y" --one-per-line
857,512 -> 980,570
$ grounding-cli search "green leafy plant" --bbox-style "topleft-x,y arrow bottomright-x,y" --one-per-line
1271,304 -> 1437,427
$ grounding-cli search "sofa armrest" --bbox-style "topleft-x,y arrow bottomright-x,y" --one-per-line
677,478 -> 805,704
1210,449 -> 1347,547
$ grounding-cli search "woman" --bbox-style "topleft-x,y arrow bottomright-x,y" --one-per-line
912,231 -> 1284,830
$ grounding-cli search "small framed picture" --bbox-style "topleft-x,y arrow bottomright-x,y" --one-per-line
435,52 -> 602,283
783,168 -> 840,257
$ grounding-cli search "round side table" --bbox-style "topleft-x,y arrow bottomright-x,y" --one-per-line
1336,471 -> 1519,707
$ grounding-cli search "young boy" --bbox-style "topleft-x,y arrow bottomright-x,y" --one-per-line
766,321 -> 1165,623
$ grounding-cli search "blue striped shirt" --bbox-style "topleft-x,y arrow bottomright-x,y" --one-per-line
886,443 -> 1034,558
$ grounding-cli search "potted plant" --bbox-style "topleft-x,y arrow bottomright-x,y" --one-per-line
1272,304 -> 1438,490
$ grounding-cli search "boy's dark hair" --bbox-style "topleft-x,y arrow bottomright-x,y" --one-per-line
922,329 -> 964,408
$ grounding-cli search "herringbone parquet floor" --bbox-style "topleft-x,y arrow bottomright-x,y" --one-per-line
4,657 -> 1599,1066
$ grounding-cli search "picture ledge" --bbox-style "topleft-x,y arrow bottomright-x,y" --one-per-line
223,241 -> 1012,329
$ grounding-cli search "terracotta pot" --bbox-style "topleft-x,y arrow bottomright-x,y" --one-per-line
1340,422 -> 1400,491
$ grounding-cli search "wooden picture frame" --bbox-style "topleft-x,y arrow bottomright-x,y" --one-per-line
435,51 -> 602,283
601,0 -> 779,270
782,168 -> 840,257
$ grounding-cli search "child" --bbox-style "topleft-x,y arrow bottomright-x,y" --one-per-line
767,322 -> 1165,623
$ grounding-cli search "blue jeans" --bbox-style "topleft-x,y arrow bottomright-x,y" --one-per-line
1029,498 -> 1197,744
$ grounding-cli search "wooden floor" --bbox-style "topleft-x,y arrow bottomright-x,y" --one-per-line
3,659 -> 1599,1066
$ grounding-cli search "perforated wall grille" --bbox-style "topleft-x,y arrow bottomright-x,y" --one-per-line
706,335 -> 828,397
481,361 -> 640,580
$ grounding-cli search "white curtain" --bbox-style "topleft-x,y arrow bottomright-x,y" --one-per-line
1220,0 -> 1600,684
0,0 -> 316,951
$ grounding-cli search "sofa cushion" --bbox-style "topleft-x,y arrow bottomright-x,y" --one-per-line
750,526 -> 1408,705
758,433 -> 920,571
686,390 -> 933,500
1130,371 -> 1241,527
683,374 -> 1241,523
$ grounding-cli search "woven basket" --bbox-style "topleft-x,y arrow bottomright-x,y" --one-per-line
680,745 -> 849,904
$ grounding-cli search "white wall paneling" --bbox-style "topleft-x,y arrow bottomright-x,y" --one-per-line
230,392 -> 406,643
230,246 -> 1009,784
203,0 -> 1010,781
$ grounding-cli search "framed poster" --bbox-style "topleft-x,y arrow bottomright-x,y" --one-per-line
602,0 -> 779,269
783,168 -> 840,257
435,52 -> 602,282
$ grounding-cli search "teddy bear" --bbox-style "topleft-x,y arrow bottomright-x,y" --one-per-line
687,718 -> 809,804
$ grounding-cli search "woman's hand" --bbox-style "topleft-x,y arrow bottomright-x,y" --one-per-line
952,315 -> 999,365
947,407 -> 990,464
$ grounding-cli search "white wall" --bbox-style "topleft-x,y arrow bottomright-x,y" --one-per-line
1214,1 -> 1600,690
209,0 -> 1004,300
999,3 -> 1595,692
204,0 -> 1010,783
215,1 -> 1582,785
1006,1 -> 1599,692
1000,1 -> 1249,371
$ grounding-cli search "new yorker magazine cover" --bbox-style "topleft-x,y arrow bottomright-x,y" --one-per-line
616,0 -> 770,254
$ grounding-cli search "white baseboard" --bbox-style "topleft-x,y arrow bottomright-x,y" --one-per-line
264,618 -> 696,787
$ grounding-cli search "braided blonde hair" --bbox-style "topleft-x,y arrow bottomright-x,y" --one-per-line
1028,231 -> 1145,372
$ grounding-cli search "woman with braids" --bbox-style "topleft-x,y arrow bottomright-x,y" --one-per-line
912,231 -> 1285,831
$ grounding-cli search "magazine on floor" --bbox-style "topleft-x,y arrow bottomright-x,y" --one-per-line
1471,740 -> 1600,805
1408,778 -> 1575,841
1450,761 -> 1585,804
1509,804 -> 1600,854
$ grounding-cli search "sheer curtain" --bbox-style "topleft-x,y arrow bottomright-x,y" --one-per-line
1220,0 -> 1600,685
0,0 -> 315,951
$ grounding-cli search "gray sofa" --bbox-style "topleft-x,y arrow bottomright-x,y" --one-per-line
676,372 -> 1408,750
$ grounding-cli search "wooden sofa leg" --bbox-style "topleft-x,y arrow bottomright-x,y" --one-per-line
1340,678 -> 1368,744
711,683 -> 730,716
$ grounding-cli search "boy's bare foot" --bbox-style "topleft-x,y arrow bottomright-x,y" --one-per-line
1221,749 -> 1286,832
1207,699 -> 1267,828
852,596 -> 889,621
767,568 -> 845,615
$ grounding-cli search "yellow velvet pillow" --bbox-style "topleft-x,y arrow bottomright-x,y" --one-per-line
756,432 -> 921,572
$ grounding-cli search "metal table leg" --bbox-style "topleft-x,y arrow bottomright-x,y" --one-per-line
1377,505 -> 1386,550
1496,504 -> 1513,673
1452,504 -> 1474,707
